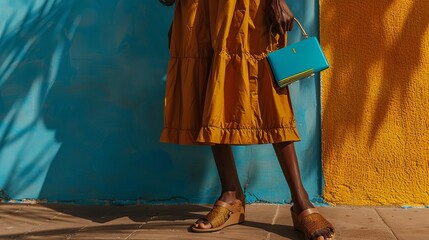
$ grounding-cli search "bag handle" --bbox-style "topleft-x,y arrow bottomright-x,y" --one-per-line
292,18 -> 309,39
269,18 -> 309,51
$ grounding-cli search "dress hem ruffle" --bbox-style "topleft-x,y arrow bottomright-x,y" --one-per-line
160,126 -> 300,145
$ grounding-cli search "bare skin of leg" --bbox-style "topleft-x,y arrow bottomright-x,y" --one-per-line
273,141 -> 334,240
195,144 -> 245,229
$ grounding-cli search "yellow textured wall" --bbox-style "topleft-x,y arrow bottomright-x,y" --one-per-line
320,0 -> 429,205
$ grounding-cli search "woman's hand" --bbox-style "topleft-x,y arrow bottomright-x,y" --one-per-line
159,0 -> 175,6
266,0 -> 294,35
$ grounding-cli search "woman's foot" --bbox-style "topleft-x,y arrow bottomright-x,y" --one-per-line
193,191 -> 245,230
291,200 -> 335,240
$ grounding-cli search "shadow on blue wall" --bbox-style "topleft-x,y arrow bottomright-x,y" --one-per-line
0,0 -> 321,205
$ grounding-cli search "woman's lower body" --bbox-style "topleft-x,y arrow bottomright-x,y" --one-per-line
160,0 -> 335,239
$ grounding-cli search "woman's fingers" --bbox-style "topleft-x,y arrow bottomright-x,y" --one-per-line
286,17 -> 294,31
276,20 -> 285,35
279,15 -> 293,34
267,0 -> 294,35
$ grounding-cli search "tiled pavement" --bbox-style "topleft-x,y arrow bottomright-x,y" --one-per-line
0,203 -> 428,239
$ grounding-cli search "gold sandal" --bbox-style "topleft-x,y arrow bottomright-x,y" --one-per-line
191,199 -> 245,233
291,206 -> 335,240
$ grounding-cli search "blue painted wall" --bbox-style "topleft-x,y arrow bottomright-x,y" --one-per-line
0,0 -> 321,204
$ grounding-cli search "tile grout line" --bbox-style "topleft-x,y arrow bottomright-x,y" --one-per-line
374,208 -> 399,240
265,205 -> 280,240
20,212 -> 64,237
124,215 -> 157,240
123,222 -> 148,240
66,206 -> 120,239
66,224 -> 90,239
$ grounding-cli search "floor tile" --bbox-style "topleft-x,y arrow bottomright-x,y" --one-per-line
377,207 -> 429,240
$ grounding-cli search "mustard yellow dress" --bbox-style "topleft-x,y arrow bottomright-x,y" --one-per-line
160,0 -> 300,145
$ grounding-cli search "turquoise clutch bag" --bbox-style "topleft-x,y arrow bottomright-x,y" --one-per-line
267,18 -> 329,88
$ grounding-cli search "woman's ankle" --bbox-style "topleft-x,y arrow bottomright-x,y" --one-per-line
219,191 -> 245,204
292,198 -> 315,213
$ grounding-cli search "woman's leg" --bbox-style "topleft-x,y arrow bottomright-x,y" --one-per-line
211,144 -> 245,202
273,141 -> 313,212
195,144 -> 245,229
273,141 -> 334,239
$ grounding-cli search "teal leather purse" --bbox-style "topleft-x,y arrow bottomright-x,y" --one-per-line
267,18 -> 329,88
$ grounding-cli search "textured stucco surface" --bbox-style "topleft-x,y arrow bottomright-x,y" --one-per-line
320,0 -> 429,205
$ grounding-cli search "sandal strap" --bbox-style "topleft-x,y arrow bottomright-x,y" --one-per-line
300,212 -> 335,235
297,207 -> 320,223
214,200 -> 242,213
194,200 -> 244,229
207,200 -> 243,228
205,204 -> 231,228
291,206 -> 335,236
